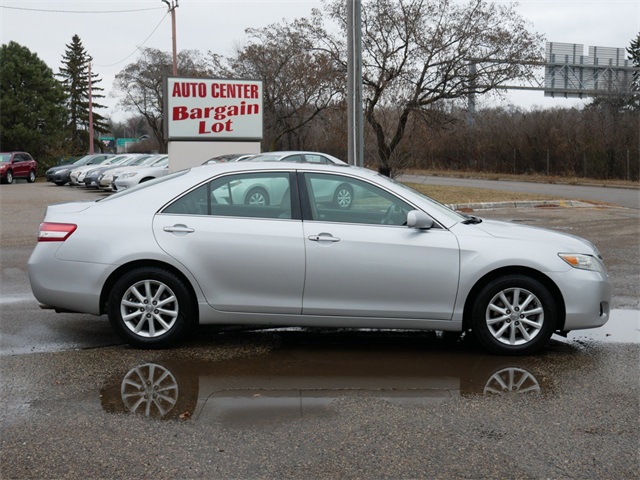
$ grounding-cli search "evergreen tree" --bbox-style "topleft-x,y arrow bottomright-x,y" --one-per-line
0,41 -> 67,161
57,34 -> 109,155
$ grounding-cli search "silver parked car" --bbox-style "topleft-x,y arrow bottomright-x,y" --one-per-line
28,162 -> 610,355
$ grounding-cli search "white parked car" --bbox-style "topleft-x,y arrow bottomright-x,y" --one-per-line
28,162 -> 610,355
99,155 -> 167,190
244,151 -> 346,165
67,155 -> 129,186
112,156 -> 169,192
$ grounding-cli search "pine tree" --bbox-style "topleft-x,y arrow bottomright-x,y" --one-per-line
0,42 -> 67,160
57,34 -> 109,155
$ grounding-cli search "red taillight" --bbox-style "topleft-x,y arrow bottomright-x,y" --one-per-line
38,222 -> 77,242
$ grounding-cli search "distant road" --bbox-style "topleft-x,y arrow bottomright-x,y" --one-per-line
400,174 -> 640,209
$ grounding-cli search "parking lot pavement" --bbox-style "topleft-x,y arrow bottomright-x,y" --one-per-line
0,181 -> 638,479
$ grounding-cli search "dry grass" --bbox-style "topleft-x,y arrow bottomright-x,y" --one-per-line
404,183 -> 557,205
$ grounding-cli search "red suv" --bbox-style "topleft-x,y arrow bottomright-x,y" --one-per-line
0,152 -> 37,184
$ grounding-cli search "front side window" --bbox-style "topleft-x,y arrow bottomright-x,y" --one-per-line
164,172 -> 294,220
303,173 -> 413,226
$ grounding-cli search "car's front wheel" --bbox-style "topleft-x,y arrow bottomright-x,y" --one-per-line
471,274 -> 556,355
245,187 -> 269,206
333,184 -> 354,209
3,170 -> 13,184
108,267 -> 195,348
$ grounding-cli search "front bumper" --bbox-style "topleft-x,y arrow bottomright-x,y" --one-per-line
547,268 -> 611,331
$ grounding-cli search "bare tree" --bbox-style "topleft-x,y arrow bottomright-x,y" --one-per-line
315,0 -> 543,176
209,13 -> 344,151
113,48 -> 211,152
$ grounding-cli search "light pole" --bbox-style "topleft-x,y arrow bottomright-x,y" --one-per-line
161,0 -> 179,76
347,0 -> 363,167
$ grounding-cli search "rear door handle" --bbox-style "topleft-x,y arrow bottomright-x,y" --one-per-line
163,224 -> 195,234
308,233 -> 340,243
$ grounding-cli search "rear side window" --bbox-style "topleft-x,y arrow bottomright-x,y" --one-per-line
163,172 -> 295,220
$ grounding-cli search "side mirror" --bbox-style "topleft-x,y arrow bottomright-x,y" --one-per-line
407,210 -> 433,229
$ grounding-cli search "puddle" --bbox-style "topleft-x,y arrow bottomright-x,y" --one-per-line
99,313 -> 638,424
100,335 -> 548,425
565,309 -> 639,344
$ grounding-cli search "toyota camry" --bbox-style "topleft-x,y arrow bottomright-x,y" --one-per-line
28,162 -> 610,355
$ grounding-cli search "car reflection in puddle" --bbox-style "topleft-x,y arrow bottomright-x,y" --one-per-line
100,331 -> 548,425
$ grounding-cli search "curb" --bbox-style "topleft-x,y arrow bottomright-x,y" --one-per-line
447,200 -> 608,211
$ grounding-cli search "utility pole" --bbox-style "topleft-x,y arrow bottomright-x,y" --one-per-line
88,61 -> 94,154
162,0 -> 179,75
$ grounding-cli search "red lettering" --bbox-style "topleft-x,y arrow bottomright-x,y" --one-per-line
198,120 -> 234,134
173,106 -> 188,121
172,83 -> 182,97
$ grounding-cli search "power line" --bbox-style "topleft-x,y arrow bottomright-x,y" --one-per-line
95,11 -> 169,67
0,5 -> 164,14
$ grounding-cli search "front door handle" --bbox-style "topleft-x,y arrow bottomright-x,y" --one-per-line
163,224 -> 195,234
308,233 -> 340,243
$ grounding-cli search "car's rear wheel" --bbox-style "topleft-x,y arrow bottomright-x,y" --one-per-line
245,187 -> 269,206
27,170 -> 36,183
108,267 -> 195,348
471,274 -> 556,355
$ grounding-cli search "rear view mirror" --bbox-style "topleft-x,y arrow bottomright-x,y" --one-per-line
407,210 -> 433,229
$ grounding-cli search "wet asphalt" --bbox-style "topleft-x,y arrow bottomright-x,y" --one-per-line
0,180 -> 639,479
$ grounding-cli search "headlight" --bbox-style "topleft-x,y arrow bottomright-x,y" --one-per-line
57,168 -> 69,174
558,253 -> 606,272
120,172 -> 138,179
102,174 -> 114,181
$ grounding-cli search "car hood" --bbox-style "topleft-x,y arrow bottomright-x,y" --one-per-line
468,218 -> 597,253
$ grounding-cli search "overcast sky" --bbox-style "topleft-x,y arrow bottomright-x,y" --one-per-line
1,0 -> 638,120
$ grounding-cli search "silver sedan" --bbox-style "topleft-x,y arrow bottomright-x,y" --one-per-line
28,162 -> 611,355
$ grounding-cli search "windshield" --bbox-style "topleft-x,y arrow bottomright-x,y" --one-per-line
0,154 -> 11,163
129,155 -> 153,166
245,154 -> 284,162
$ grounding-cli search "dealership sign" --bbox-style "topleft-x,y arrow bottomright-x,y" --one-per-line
165,77 -> 263,141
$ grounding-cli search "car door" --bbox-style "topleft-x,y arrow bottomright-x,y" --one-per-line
300,172 -> 460,320
13,154 -> 26,177
153,171 -> 305,314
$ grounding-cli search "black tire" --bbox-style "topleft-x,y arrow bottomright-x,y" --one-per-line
107,267 -> 195,348
333,183 -> 354,209
4,170 -> 13,184
27,170 -> 36,183
245,187 -> 270,206
471,274 -> 556,355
